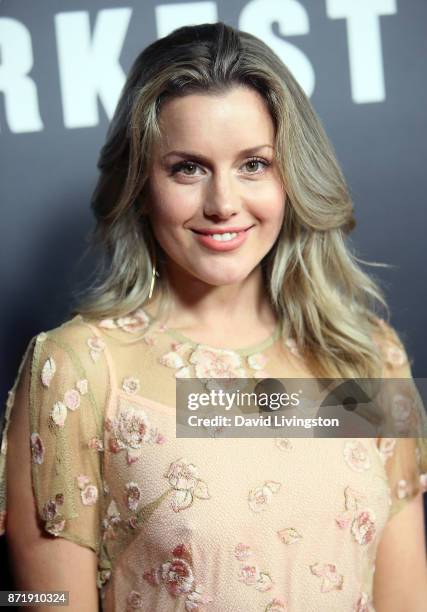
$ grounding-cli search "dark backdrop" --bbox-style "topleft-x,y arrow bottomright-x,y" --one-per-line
1,0 -> 426,591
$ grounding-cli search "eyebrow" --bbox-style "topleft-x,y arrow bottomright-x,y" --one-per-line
161,144 -> 274,164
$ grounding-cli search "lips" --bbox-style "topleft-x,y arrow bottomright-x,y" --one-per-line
191,225 -> 253,235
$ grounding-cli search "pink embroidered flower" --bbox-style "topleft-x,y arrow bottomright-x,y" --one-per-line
0,510 -> 7,536
237,566 -> 273,591
354,592 -> 372,612
50,401 -> 67,427
335,511 -> 353,530
76,379 -> 88,395
165,458 -> 210,512
351,509 -> 376,545
184,585 -> 213,610
344,486 -> 366,511
122,377 -> 140,395
277,527 -> 302,545
41,357 -> 56,387
377,438 -> 396,463
384,342 -> 407,368
87,337 -> 106,362
248,481 -> 281,512
265,598 -> 287,611
107,399 -> 165,464
30,433 -> 45,464
81,485 -> 99,506
143,544 -> 213,609
64,389 -> 81,411
310,563 -> 344,593
159,351 -> 186,369
42,494 -> 66,536
161,557 -> 194,595
390,393 -> 416,434
117,309 -> 150,333
88,437 -> 104,451
76,474 -> 90,489
101,500 -> 121,541
234,542 -> 253,561
343,441 -> 371,472
98,318 -> 117,330
189,345 -> 247,378
238,565 -> 259,586
126,590 -> 143,609
247,353 -> 268,370
125,482 -> 141,512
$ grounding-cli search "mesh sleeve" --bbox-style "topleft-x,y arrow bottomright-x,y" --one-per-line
374,321 -> 427,520
0,324 -> 107,553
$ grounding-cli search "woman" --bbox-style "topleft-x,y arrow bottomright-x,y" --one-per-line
1,22 -> 426,612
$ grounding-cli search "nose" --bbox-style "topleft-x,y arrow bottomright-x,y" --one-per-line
203,171 -> 240,220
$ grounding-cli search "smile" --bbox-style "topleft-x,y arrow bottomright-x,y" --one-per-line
190,227 -> 252,252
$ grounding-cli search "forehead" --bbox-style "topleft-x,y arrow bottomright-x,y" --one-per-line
155,86 -> 275,154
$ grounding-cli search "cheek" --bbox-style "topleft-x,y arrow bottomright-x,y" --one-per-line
253,182 -> 286,224
149,183 -> 197,228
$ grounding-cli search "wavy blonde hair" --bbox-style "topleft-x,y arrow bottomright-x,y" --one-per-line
77,21 -> 401,378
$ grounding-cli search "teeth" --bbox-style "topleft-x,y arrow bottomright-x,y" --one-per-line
209,232 -> 238,241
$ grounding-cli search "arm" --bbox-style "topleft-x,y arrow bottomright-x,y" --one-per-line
6,349 -> 100,612
372,319 -> 427,610
373,491 -> 427,612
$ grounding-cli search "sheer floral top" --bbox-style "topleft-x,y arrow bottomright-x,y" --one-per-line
0,309 -> 426,612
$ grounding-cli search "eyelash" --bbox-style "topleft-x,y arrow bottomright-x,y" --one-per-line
170,156 -> 271,177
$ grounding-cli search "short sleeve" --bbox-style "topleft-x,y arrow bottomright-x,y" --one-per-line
374,320 -> 427,520
0,321 -> 107,554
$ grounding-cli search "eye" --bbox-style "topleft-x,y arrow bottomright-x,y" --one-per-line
170,162 -> 201,176
243,157 -> 271,174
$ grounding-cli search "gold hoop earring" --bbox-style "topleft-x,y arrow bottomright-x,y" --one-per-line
148,253 -> 159,300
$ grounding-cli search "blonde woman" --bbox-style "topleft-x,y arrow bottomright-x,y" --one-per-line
1,22 -> 426,612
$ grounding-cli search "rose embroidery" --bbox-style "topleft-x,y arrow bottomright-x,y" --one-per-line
125,482 -> 142,512
106,398 -> 166,464
76,474 -> 99,506
30,432 -> 45,464
165,458 -> 210,512
233,543 -> 274,593
41,357 -> 56,387
343,441 -> 371,472
310,562 -> 344,593
277,528 -> 302,545
248,481 -> 281,512
143,544 -> 213,611
87,336 -> 106,362
99,309 -> 151,333
42,494 -> 66,536
101,500 -> 121,541
335,486 -> 376,546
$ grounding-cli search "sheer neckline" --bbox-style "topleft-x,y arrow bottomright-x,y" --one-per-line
142,308 -> 282,357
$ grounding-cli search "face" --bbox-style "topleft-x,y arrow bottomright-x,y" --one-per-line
143,85 -> 286,288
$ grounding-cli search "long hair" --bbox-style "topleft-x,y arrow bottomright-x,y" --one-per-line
77,21 -> 398,378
